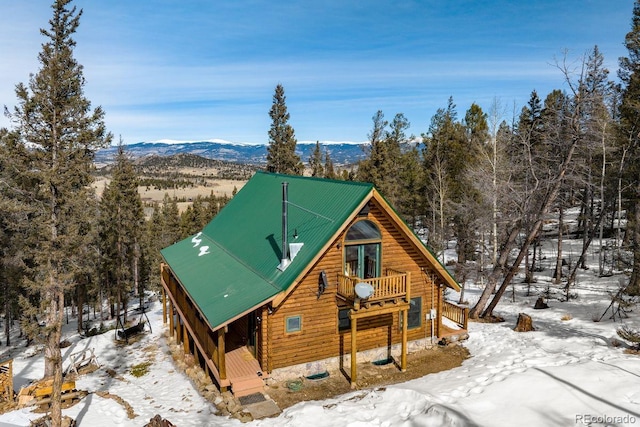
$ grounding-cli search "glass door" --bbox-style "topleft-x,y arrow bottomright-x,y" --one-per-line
345,243 -> 380,278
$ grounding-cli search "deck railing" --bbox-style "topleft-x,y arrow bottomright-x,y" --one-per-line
442,301 -> 469,330
337,269 -> 408,305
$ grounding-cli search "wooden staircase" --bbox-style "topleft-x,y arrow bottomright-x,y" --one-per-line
226,346 -> 267,397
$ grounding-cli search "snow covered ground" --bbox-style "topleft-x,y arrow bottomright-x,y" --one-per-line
1,238 -> 640,426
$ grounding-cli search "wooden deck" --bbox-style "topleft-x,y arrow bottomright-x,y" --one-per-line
225,347 -> 267,397
336,269 -> 409,308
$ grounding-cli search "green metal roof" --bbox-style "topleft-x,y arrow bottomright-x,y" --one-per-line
161,171 -> 374,331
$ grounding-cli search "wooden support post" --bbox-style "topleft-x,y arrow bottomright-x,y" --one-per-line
177,317 -> 183,343
350,315 -> 357,387
183,323 -> 189,354
194,345 -> 201,367
436,285 -> 443,338
168,301 -> 174,338
162,288 -> 167,324
218,328 -> 227,391
401,308 -> 408,372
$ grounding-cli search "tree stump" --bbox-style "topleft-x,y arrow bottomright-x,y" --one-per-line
514,313 -> 535,332
534,297 -> 548,309
144,415 -> 175,427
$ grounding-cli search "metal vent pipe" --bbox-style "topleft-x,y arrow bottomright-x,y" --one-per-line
281,182 -> 289,267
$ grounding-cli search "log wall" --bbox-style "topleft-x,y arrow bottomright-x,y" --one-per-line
267,199 -> 443,370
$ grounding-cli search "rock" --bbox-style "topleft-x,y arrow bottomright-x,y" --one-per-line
534,297 -> 549,309
227,399 -> 241,413
237,411 -> 254,422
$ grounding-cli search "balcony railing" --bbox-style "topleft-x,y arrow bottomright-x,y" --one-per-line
337,268 -> 409,308
442,301 -> 469,330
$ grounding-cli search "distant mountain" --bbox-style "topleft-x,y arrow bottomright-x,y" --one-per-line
95,140 -> 369,166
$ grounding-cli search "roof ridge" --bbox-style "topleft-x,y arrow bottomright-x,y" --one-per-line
255,170 -> 374,188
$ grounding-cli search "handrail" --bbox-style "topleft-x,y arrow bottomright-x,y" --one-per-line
337,273 -> 407,302
442,300 -> 468,329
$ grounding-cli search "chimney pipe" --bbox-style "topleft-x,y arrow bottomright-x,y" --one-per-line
279,182 -> 289,269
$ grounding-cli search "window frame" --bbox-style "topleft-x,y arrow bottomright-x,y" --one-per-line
343,219 -> 382,278
285,315 -> 302,333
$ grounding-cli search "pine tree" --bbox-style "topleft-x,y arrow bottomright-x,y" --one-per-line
358,111 -> 412,207
324,149 -> 337,179
358,110 -> 390,190
0,130 -> 30,346
266,84 -> 302,175
145,195 -> 180,290
396,145 -> 424,227
618,0 -> 640,294
308,141 -> 324,177
3,1 -> 111,424
98,143 -> 145,321
422,98 -> 467,256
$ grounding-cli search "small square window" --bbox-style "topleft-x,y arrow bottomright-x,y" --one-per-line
286,315 -> 302,333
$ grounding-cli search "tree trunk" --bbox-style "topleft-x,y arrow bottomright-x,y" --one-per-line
482,221 -> 543,317
77,282 -> 84,334
3,280 -> 9,346
598,127 -> 607,276
44,286 -> 64,427
480,136 -> 579,318
554,205 -> 564,284
566,207 -> 605,291
469,224 -> 521,319
629,180 -> 640,295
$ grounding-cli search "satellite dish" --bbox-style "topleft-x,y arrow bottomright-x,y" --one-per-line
355,282 -> 375,299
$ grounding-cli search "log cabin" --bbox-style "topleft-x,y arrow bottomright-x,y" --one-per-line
160,171 -> 468,397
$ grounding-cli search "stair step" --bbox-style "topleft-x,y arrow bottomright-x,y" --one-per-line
231,375 -> 265,397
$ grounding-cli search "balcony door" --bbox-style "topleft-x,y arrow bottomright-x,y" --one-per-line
344,220 -> 381,279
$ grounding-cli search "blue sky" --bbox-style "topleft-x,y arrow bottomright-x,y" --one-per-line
0,1 -> 634,145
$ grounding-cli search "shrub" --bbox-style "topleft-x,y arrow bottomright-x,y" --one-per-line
130,361 -> 152,377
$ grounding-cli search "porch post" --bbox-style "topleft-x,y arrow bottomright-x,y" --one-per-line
218,327 -> 227,391
401,307 -> 408,371
162,288 -> 167,324
436,284 -> 443,338
168,301 -> 174,338
177,317 -> 183,343
183,323 -> 189,353
350,315 -> 357,387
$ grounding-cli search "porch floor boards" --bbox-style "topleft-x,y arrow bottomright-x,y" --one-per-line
226,346 -> 268,397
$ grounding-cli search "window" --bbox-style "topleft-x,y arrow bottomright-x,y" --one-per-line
346,220 -> 380,240
285,315 -> 302,333
338,308 -> 351,331
344,220 -> 381,278
405,297 -> 422,330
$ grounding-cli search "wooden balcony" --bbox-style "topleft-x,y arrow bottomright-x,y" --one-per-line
337,268 -> 409,309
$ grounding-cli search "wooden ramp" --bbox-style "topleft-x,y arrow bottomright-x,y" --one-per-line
440,323 -> 469,343
225,347 -> 267,397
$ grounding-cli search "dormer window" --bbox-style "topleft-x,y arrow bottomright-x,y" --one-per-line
344,220 -> 381,279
